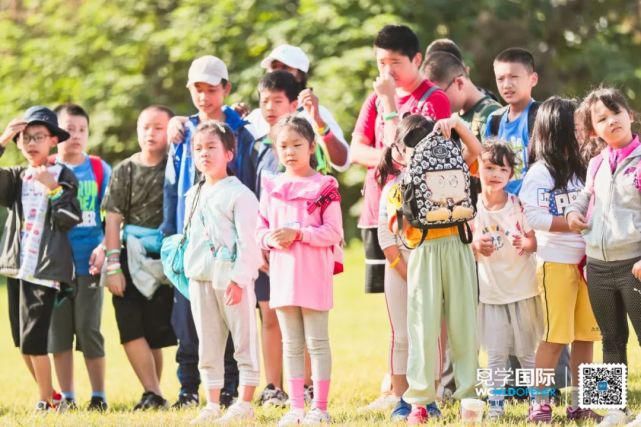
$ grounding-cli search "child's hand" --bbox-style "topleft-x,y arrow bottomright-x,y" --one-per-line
269,228 -> 299,249
88,245 -> 106,275
433,116 -> 460,139
566,211 -> 588,232
0,118 -> 27,146
34,166 -> 59,190
373,72 -> 396,101
632,260 -> 641,282
231,102 -> 250,118
299,89 -> 322,124
106,272 -> 126,297
512,234 -> 527,256
259,250 -> 270,275
167,116 -> 188,144
225,282 -> 243,305
473,235 -> 495,257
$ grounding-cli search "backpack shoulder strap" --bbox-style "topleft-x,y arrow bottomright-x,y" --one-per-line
589,154 -> 604,186
418,85 -> 439,109
88,155 -> 105,200
527,101 -> 540,137
488,106 -> 508,137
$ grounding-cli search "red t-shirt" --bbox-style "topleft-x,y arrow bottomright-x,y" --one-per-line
352,79 -> 451,228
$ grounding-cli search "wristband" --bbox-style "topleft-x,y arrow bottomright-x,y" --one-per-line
315,125 -> 330,136
390,254 -> 401,269
106,249 -> 121,257
48,186 -> 63,200
383,111 -> 399,121
106,268 -> 122,276
106,263 -> 121,271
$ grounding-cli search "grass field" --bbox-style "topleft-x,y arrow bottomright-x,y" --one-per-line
0,242 -> 640,426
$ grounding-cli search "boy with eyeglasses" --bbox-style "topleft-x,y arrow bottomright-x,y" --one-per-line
0,106 -> 82,412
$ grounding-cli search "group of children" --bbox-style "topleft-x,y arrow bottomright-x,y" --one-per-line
1,22 -> 641,427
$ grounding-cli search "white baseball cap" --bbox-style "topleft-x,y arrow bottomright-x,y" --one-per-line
186,55 -> 229,87
260,44 -> 310,73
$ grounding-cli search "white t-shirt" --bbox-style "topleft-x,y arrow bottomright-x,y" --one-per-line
245,105 -> 350,171
474,193 -> 538,304
15,165 -> 62,289
520,162 -> 586,264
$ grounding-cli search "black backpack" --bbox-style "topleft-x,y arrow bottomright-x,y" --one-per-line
396,130 -> 476,248
488,101 -> 540,138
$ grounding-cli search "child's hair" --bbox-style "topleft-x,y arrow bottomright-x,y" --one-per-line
140,105 -> 175,119
258,71 -> 301,102
575,100 -> 607,163
421,51 -> 466,84
480,140 -> 517,174
374,24 -> 420,60
425,38 -> 464,62
54,103 -> 90,125
494,47 -> 535,73
274,115 -> 318,169
376,114 -> 434,187
577,86 -> 635,147
193,120 -> 236,155
530,97 -> 586,189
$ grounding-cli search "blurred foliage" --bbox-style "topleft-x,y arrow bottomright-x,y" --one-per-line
1,0 -> 641,240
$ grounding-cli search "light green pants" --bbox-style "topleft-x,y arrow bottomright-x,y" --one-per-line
404,235 -> 479,405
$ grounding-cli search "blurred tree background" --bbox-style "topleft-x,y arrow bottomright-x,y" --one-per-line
1,0 -> 641,241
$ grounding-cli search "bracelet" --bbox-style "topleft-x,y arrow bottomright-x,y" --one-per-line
106,263 -> 121,271
106,249 -> 121,257
106,268 -> 122,276
315,125 -> 330,136
389,254 -> 401,269
48,186 -> 63,200
383,111 -> 399,121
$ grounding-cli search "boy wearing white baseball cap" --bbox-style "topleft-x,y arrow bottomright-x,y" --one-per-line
161,55 -> 254,411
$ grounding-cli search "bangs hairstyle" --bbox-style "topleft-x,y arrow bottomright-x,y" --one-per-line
425,38 -> 463,61
422,51 -> 467,85
54,103 -> 90,125
480,140 -> 518,172
530,96 -> 586,189
374,24 -> 420,60
577,86 -> 635,147
274,115 -> 318,169
494,47 -> 535,73
193,120 -> 236,156
258,70 -> 301,102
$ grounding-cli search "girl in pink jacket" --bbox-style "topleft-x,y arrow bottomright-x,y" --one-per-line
256,116 -> 343,426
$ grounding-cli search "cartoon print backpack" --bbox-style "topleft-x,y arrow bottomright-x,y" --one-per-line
396,129 -> 476,247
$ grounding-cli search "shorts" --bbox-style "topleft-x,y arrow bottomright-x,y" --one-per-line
255,271 -> 270,303
9,279 -> 57,355
112,250 -> 177,348
362,227 -> 385,293
48,275 -> 105,358
537,261 -> 601,344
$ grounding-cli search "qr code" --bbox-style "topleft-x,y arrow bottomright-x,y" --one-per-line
579,363 -> 627,409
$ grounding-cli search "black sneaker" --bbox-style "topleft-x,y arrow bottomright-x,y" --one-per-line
134,391 -> 168,410
88,396 -> 108,411
171,392 -> 199,409
64,398 -> 78,410
220,390 -> 237,409
304,384 -> 314,405
257,383 -> 288,407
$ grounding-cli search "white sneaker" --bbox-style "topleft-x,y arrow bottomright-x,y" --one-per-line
302,407 -> 330,425
190,404 -> 222,425
599,409 -> 629,426
214,401 -> 254,424
357,393 -> 398,413
278,408 -> 306,426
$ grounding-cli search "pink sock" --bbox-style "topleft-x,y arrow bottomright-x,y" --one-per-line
289,377 -> 305,410
314,379 -> 330,411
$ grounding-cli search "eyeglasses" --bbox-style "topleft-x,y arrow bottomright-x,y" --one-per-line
21,133 -> 52,144
443,74 -> 465,92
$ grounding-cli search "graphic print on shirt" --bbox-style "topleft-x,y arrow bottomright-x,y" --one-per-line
480,224 -> 516,251
507,136 -> 526,180
77,179 -> 100,227
536,188 -> 581,216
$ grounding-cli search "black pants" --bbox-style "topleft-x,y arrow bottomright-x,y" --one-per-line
587,257 -> 641,364
171,288 -> 239,396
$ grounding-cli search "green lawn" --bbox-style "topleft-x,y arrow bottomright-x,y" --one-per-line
0,242 -> 639,425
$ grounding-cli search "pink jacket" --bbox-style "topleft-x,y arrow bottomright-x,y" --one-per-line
257,173 -> 343,311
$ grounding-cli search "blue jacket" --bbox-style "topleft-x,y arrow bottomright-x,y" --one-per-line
161,106 -> 255,235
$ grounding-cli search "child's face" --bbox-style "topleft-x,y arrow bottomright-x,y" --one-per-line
259,89 -> 298,127
375,48 -> 422,90
188,82 -> 230,118
437,75 -> 466,113
17,124 -> 58,166
478,153 -> 512,192
136,109 -> 169,154
275,126 -> 314,174
266,60 -> 304,83
590,100 -> 634,149
192,132 -> 232,177
493,61 -> 538,106
57,112 -> 89,157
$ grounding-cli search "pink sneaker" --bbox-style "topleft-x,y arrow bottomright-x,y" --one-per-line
528,402 -> 552,423
407,406 -> 429,424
